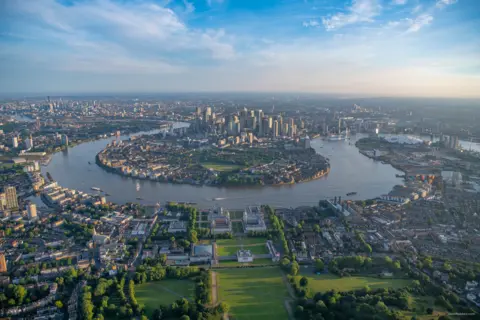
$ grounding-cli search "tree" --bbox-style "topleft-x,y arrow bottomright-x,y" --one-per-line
290,261 -> 300,276
426,307 -> 433,314
180,316 -> 190,320
300,277 -> 309,287
55,300 -> 63,309
217,302 -> 230,314
315,259 -> 325,272
152,308 -> 163,320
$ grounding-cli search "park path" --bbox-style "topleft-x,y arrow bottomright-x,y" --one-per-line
281,272 -> 296,320
211,271 -> 218,306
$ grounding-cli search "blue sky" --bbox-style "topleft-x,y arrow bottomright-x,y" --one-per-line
0,0 -> 479,97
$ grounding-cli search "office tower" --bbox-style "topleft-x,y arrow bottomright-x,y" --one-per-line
273,120 -> 279,138
282,123 -> 289,136
288,118 -> 295,130
61,134 -> 69,146
5,186 -> 18,210
12,136 -> 18,148
248,116 -> 256,131
27,203 -> 37,220
36,117 -> 41,130
290,124 -> 297,138
25,135 -> 33,150
196,107 -> 202,117
257,110 -> 263,134
0,254 -> 7,273
247,132 -> 254,144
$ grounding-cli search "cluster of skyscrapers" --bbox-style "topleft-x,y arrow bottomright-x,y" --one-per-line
195,106 -> 303,139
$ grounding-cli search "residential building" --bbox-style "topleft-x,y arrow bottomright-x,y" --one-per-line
27,203 -> 38,220
5,186 -> 18,210
0,253 -> 7,273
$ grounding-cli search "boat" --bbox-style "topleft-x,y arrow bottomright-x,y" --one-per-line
91,187 -> 102,192
212,197 -> 225,201
136,197 -> 144,200
346,192 -> 357,196
327,134 -> 346,141
46,172 -> 53,181
105,193 -> 111,196
88,161 -> 92,165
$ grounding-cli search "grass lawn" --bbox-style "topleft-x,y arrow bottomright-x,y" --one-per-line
230,211 -> 244,219
201,162 -> 244,172
218,258 -> 276,267
216,238 -> 268,256
298,273 -> 413,293
217,267 -> 289,320
136,280 -> 194,317
218,244 -> 269,256
232,221 -> 244,233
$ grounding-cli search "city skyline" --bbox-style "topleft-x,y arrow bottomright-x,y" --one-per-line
1,0 -> 479,97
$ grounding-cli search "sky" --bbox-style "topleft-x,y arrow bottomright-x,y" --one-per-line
0,0 -> 479,97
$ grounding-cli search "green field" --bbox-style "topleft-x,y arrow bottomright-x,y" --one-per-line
216,238 -> 268,256
217,267 -> 289,320
136,280 -> 194,317
298,273 -> 413,293
201,162 -> 243,172
230,211 -> 244,219
218,258 -> 276,267
232,221 -> 244,233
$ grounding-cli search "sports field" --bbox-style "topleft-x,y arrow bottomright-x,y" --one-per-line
201,162 -> 243,172
216,238 -> 268,256
136,280 -> 194,317
217,267 -> 289,320
298,273 -> 413,292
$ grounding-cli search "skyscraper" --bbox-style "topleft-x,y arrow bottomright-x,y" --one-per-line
5,186 -> 18,210
25,135 -> 33,150
195,106 -> 202,117
27,203 -> 37,220
0,254 -> 7,273
273,120 -> 279,138
61,134 -> 69,146
12,136 -> 18,148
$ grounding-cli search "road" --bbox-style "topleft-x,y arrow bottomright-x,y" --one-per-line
211,271 -> 218,306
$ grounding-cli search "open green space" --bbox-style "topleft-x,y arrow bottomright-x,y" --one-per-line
216,237 -> 266,246
298,273 -> 413,293
217,244 -> 269,256
230,211 -> 244,219
201,162 -> 244,172
232,221 -> 244,233
136,280 -> 194,317
215,238 -> 268,256
218,258 -> 276,267
217,267 -> 289,320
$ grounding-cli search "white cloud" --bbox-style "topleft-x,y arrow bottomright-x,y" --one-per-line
302,20 -> 320,27
392,0 -> 407,5
406,14 -> 433,33
183,0 -> 195,14
436,0 -> 458,8
322,0 -> 381,31
412,5 -> 422,13
206,0 -> 224,6
2,0 -> 235,71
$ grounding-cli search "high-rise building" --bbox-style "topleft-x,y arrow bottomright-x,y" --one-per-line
195,107 -> 202,117
0,193 -> 6,211
247,132 -> 254,144
25,135 -> 33,150
27,203 -> 37,220
61,134 -> 69,146
12,136 -> 18,148
36,117 -> 41,130
0,253 -> 7,273
290,124 -> 297,138
273,120 -> 279,138
288,118 -> 295,130
282,123 -> 289,136
5,186 -> 18,210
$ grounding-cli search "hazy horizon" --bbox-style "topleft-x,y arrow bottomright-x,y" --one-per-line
1,0 -> 479,97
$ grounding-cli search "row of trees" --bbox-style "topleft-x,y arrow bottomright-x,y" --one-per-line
264,205 -> 289,254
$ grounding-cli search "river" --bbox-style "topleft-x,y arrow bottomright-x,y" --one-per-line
39,124 -> 405,208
